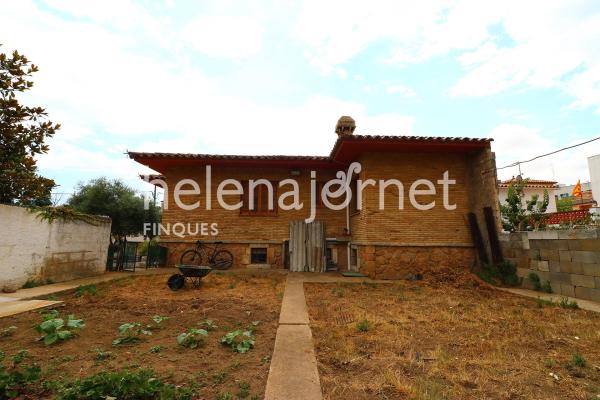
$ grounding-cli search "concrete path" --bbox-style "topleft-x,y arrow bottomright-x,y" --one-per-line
500,287 -> 600,313
0,268 -> 171,318
265,274 -> 322,400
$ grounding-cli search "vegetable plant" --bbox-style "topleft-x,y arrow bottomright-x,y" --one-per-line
0,350 -> 41,398
35,311 -> 84,346
198,319 -> 218,331
112,323 -> 152,346
220,324 -> 257,354
177,329 -> 208,349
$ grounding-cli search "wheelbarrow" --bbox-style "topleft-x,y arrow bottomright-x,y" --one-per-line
167,265 -> 212,290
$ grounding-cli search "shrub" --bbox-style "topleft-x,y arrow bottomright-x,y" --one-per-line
176,329 -> 208,349
36,311 -> 84,346
55,369 -> 197,400
356,319 -> 370,332
0,350 -> 41,398
477,261 -> 520,286
112,323 -> 152,346
529,273 -> 553,293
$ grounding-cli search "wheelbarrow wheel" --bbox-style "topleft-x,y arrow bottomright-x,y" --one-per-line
167,274 -> 185,291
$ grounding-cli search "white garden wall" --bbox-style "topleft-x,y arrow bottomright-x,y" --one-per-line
0,204 -> 111,291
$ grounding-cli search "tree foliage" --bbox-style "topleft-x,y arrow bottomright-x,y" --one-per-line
500,178 -> 549,231
0,46 -> 59,205
556,197 -> 573,212
67,177 -> 160,240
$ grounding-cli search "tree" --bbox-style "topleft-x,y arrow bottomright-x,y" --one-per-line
68,178 -> 161,243
500,178 -> 549,231
0,46 -> 59,205
556,197 -> 573,212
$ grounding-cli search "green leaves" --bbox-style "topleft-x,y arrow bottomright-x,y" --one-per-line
35,312 -> 84,346
176,328 -> 208,349
219,321 -> 259,353
0,350 -> 41,399
112,322 -> 152,346
1,46 -> 59,205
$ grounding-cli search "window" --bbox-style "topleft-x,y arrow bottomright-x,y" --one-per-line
350,247 -> 358,267
240,181 -> 278,216
250,247 -> 268,264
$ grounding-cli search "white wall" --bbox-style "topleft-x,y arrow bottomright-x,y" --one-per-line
498,187 -> 558,213
0,204 -> 111,290
589,154 -> 600,203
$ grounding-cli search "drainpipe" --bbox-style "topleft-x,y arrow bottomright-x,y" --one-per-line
346,200 -> 351,271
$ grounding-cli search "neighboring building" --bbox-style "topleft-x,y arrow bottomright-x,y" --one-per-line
556,181 -> 596,211
589,154 -> 600,204
556,181 -> 592,199
498,179 -> 559,213
129,116 -> 500,279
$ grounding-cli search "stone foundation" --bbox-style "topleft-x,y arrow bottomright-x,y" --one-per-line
357,245 -> 476,280
161,241 -> 285,269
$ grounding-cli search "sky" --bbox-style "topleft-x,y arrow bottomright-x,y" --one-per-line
2,0 -> 600,200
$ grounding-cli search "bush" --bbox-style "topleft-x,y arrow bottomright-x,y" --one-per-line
529,273 -> 552,293
0,350 -> 41,398
477,261 -> 520,286
36,311 -> 84,346
55,369 -> 197,400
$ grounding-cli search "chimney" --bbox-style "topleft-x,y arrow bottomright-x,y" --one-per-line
335,115 -> 356,137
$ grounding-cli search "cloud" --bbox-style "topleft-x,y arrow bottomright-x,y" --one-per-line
386,84 -> 416,98
181,15 -> 263,59
490,123 -> 600,185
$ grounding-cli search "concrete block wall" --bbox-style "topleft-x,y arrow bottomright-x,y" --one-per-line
500,230 -> 600,302
0,204 -> 112,291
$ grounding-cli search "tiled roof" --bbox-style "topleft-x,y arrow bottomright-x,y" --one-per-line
498,178 -> 559,188
129,135 -> 492,163
329,134 -> 492,157
129,152 -> 330,161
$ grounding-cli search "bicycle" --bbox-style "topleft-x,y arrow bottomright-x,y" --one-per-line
179,240 -> 234,270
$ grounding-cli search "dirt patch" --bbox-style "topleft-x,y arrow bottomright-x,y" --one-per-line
0,270 -> 285,399
305,281 -> 600,400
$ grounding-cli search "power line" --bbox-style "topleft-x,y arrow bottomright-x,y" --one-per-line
497,135 -> 600,171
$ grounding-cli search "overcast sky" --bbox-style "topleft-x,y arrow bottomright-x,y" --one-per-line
2,0 -> 600,196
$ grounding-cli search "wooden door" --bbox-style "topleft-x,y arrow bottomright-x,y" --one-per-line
289,221 -> 326,272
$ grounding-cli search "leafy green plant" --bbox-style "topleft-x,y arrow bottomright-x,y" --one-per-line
238,382 -> 250,398
559,297 -> 579,309
529,273 -> 553,293
75,284 -> 97,297
93,348 -> 112,361
36,311 -> 84,346
55,369 -> 197,400
112,323 -> 152,346
0,326 -> 17,338
220,326 -> 256,353
149,345 -> 163,354
356,319 -> 370,332
179,329 -> 206,347
198,319 -> 218,331
216,392 -> 234,400
0,350 -> 41,398
151,315 -> 169,326
177,328 -> 208,349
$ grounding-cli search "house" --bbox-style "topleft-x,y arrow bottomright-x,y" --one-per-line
128,117 -> 500,279
498,178 -> 559,213
556,181 -> 597,211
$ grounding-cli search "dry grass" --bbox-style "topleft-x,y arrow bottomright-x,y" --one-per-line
305,281 -> 600,400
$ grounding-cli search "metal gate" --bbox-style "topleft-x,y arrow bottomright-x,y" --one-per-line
289,221 -> 326,272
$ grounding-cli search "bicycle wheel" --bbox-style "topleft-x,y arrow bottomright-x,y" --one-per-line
211,250 -> 233,270
179,250 -> 205,266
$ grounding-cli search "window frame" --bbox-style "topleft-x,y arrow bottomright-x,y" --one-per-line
240,180 -> 278,216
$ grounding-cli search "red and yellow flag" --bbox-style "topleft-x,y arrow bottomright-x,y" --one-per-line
572,180 -> 582,198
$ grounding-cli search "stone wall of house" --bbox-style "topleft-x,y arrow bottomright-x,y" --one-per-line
357,244 -> 476,279
0,204 -> 111,291
500,230 -> 600,302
